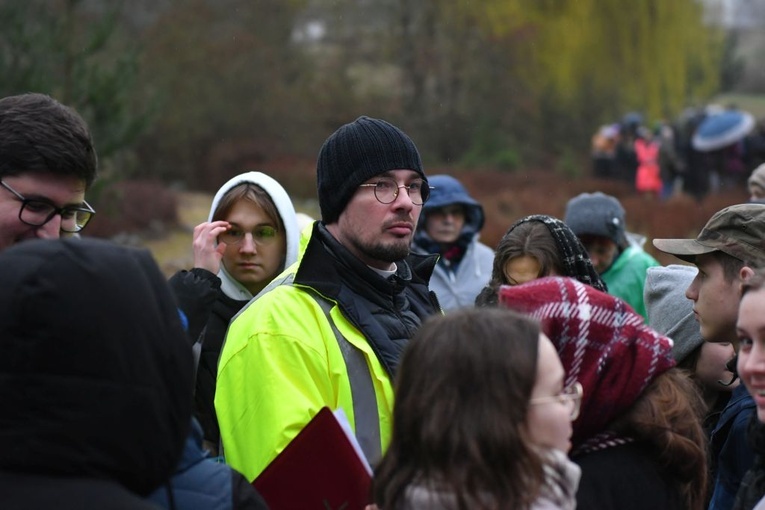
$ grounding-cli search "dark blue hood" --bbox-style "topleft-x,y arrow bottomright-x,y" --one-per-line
415,174 -> 485,245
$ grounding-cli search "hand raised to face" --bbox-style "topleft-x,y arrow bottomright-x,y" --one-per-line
191,220 -> 230,274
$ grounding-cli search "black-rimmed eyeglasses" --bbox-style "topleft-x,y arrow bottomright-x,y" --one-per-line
529,381 -> 583,420
358,177 -> 433,205
0,179 -> 95,233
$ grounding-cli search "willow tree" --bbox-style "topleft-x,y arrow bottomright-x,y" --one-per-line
472,0 -> 722,123
389,0 -> 722,168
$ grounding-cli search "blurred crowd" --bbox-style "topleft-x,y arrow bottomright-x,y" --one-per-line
591,107 -> 765,201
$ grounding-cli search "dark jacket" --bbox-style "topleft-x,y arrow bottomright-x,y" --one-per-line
169,268 -> 247,446
732,420 -> 765,510
574,442 -> 685,510
0,238 -> 193,509
709,384 -> 757,510
149,419 -> 269,510
299,222 -> 441,377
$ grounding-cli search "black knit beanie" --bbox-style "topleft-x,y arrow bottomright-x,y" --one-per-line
317,116 -> 425,224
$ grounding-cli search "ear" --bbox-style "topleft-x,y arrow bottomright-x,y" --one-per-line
741,265 -> 755,282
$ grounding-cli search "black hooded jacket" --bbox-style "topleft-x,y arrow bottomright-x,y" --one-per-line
0,238 -> 194,509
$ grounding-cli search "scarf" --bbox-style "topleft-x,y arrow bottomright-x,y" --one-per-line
498,276 -> 675,450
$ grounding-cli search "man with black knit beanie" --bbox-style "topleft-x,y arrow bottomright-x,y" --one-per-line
215,116 -> 441,485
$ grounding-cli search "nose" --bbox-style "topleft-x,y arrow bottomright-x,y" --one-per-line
36,214 -> 62,239
685,280 -> 698,301
740,343 -> 765,379
239,233 -> 258,253
392,185 -> 415,210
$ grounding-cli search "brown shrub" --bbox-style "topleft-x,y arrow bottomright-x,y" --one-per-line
85,180 -> 179,239
456,169 -> 749,267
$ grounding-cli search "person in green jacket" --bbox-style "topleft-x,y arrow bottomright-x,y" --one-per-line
564,191 -> 659,320
214,116 -> 441,482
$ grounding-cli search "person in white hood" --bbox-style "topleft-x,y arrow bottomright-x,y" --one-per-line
169,171 -> 299,454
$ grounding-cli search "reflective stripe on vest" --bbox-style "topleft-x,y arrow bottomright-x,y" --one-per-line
309,292 -> 382,465
249,273 -> 382,464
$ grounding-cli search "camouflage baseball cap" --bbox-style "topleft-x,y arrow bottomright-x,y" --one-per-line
652,203 -> 765,266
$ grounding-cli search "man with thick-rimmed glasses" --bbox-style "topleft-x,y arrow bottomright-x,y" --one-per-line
215,116 -> 442,486
0,93 -> 97,251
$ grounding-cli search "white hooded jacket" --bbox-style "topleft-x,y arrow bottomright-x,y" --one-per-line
208,171 -> 300,301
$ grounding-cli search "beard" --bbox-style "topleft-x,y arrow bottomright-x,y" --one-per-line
351,236 -> 411,264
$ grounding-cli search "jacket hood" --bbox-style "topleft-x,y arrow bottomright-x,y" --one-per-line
644,264 -> 702,363
415,174 -> 484,247
0,238 -> 193,496
208,171 -> 300,300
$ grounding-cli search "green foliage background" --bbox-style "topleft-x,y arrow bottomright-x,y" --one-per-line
0,0 -> 727,195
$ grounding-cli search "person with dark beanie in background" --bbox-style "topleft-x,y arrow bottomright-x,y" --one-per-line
564,191 -> 659,320
215,116 -> 441,483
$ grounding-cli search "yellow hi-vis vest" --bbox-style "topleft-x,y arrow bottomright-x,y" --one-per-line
214,273 -> 391,482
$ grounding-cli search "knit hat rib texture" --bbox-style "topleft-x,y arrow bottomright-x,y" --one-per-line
317,116 -> 425,223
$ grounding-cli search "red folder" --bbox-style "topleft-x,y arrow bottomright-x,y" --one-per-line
252,407 -> 373,510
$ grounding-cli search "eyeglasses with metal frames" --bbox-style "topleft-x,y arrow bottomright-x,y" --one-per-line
0,179 -> 95,233
218,225 -> 279,246
529,381 -> 583,420
358,177 -> 434,205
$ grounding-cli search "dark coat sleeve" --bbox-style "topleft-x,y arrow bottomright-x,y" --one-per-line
231,470 -> 270,510
168,268 -> 222,344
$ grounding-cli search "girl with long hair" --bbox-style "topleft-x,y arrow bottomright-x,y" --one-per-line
373,307 -> 581,510
732,269 -> 765,510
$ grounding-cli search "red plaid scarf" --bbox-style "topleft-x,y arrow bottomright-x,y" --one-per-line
498,276 -> 675,450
